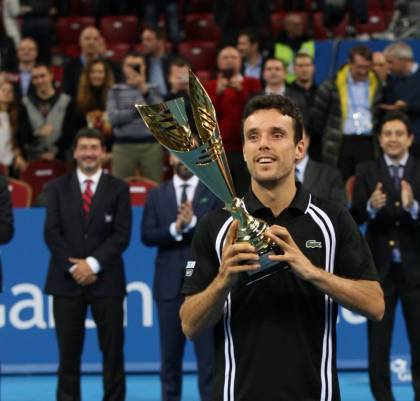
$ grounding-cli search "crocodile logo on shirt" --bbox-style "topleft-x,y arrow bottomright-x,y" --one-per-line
305,240 -> 322,249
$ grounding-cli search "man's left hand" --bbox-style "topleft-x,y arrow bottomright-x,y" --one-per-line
69,257 -> 97,286
265,225 -> 317,281
401,180 -> 414,209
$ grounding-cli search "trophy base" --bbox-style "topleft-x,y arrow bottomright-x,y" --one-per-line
245,250 -> 289,285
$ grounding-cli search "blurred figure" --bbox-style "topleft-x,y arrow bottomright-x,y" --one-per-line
143,0 -> 180,45
3,0 -> 21,47
205,46 -> 261,196
63,27 -> 121,97
382,42 -> 420,157
17,63 -> 76,163
372,51 -> 389,85
142,27 -> 174,97
311,45 -> 382,181
237,28 -> 265,81
259,58 -> 288,95
76,59 -> 115,155
351,112 -> 420,401
0,81 -> 25,175
296,129 -> 346,205
14,37 -> 38,97
214,0 -> 270,46
273,13 -> 314,82
44,128 -> 132,401
106,52 -> 163,181
141,154 -> 220,401
0,26 -> 17,72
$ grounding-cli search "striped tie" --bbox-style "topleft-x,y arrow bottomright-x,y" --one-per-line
83,179 -> 93,217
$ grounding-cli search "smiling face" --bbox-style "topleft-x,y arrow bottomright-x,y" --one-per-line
243,108 -> 304,187
73,137 -> 105,175
379,119 -> 413,162
88,61 -> 106,87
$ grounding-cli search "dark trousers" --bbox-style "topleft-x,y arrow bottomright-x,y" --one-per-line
368,265 -> 420,401
337,134 -> 375,182
157,298 -> 214,401
53,294 -> 125,401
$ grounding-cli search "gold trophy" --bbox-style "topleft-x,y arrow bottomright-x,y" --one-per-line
136,70 -> 283,284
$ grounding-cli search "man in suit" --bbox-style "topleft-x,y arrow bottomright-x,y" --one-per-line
0,175 -> 14,291
44,127 -> 132,401
141,154 -> 220,401
351,111 -> 420,401
295,130 -> 346,205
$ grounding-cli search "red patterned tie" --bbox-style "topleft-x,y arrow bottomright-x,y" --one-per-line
83,179 -> 93,217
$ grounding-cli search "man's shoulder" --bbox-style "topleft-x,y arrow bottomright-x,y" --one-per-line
306,192 -> 347,223
309,159 -> 341,176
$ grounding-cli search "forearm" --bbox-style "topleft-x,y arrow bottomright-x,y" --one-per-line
308,268 -> 384,321
180,274 -> 232,340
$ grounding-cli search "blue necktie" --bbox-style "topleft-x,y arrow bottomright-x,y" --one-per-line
390,165 -> 402,192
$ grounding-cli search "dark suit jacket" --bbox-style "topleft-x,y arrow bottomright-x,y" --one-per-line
44,171 -> 132,296
0,175 -> 14,290
351,156 -> 420,289
302,159 -> 346,206
141,180 -> 221,301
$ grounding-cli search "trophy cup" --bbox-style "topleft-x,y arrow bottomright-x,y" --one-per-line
136,70 -> 284,284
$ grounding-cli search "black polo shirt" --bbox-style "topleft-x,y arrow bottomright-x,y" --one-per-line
182,185 -> 378,401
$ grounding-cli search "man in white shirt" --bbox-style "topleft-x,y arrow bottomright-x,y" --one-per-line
141,154 -> 221,401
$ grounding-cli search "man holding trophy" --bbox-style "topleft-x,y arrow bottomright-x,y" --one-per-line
137,73 -> 385,401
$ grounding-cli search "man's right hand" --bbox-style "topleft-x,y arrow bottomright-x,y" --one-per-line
38,124 -> 54,137
216,75 -> 229,95
217,220 -> 260,289
370,182 -> 387,210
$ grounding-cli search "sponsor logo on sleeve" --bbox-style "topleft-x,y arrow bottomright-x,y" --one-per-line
185,261 -> 196,277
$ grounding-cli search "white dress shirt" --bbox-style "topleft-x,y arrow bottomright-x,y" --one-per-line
169,174 -> 199,241
70,168 -> 104,274
295,154 -> 309,183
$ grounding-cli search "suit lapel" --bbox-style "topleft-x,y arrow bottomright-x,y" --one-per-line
379,157 -> 398,197
85,172 -> 107,227
70,172 -> 85,225
403,155 -> 415,182
192,182 -> 208,213
167,181 -> 178,216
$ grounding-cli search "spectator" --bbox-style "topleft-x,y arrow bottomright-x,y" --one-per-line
273,13 -> 314,82
287,53 -> 319,157
106,52 -> 163,182
372,51 -> 389,85
62,26 -> 121,97
351,111 -> 420,401
311,45 -> 382,181
205,46 -> 261,196
382,42 -> 420,157
76,58 -> 115,155
0,81 -> 25,175
19,0 -> 54,64
3,0 -> 21,48
141,154 -> 220,401
258,58 -> 289,96
143,0 -> 180,46
296,129 -> 346,205
141,27 -> 174,97
44,127 -> 132,401
17,63 -> 76,163
237,28 -> 265,81
14,37 -> 38,98
214,0 -> 270,47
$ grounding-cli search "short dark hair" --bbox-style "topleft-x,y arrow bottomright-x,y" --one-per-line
124,51 -> 144,61
73,127 -> 106,148
238,28 -> 260,46
380,111 -> 412,135
169,57 -> 190,69
263,57 -> 287,70
32,62 -> 51,71
294,52 -> 314,63
243,95 -> 303,144
348,45 -> 373,62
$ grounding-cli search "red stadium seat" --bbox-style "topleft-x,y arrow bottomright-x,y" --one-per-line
178,41 -> 217,72
313,12 -> 349,39
56,16 -> 95,47
186,0 -> 214,13
125,176 -> 158,206
367,0 -> 395,11
0,164 -> 8,176
345,175 -> 356,205
355,11 -> 387,34
8,179 -> 32,208
100,15 -> 139,44
21,160 -> 67,206
105,43 -> 131,63
184,13 -> 221,42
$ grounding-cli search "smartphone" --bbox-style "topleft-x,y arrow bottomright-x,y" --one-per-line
221,68 -> 234,79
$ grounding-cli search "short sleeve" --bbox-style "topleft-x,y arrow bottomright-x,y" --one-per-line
181,212 -> 224,296
335,208 -> 379,281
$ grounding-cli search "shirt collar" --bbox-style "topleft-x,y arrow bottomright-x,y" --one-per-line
411,62 -> 419,74
77,168 -> 103,186
172,173 -> 199,189
296,153 -> 309,176
265,85 -> 285,95
243,183 -> 311,215
348,73 -> 368,86
384,152 -> 409,167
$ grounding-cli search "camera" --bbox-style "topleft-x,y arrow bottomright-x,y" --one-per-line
221,68 -> 235,79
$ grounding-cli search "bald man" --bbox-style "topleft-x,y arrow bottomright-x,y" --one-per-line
63,26 -> 121,96
205,46 -> 261,196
